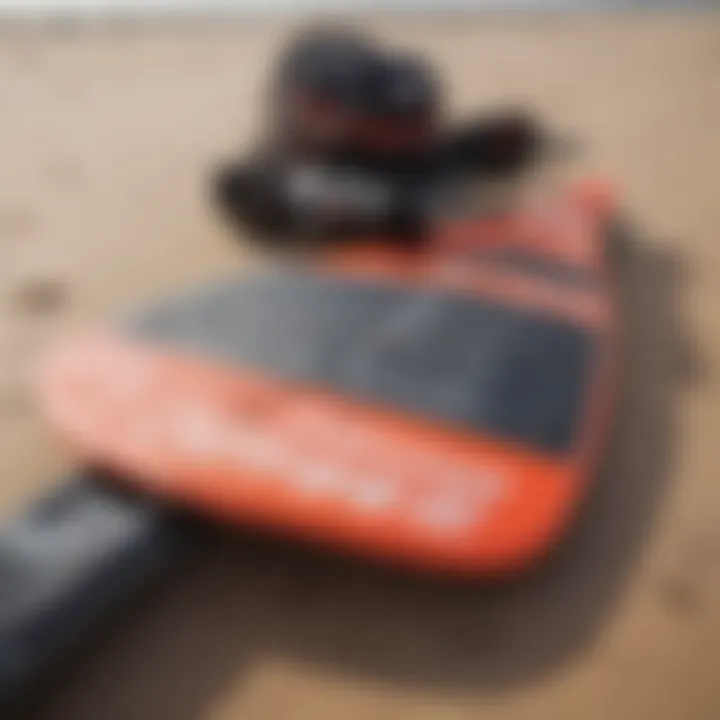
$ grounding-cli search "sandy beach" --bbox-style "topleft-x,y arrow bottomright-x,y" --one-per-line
1,13 -> 719,719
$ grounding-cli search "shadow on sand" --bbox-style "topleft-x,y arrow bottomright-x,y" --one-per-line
31,227 -> 694,720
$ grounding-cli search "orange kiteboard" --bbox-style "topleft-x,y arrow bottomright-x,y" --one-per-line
38,183 -> 618,575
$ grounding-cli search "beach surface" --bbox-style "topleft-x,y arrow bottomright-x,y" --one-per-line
1,13 -> 719,720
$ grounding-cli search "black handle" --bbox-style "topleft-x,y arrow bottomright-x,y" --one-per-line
0,471 -> 189,715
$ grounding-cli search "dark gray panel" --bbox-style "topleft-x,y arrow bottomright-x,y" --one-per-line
133,268 -> 594,453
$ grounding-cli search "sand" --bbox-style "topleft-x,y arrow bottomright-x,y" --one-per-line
1,13 -> 719,720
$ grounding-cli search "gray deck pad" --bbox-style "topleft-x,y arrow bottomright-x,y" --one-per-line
134,268 -> 594,453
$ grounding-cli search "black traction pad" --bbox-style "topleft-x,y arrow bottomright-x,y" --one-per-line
133,268 -> 594,453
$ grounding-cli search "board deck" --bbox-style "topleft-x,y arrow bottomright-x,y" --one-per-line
39,232 -> 614,575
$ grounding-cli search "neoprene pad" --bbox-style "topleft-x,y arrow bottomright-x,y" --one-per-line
133,268 -> 593,453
